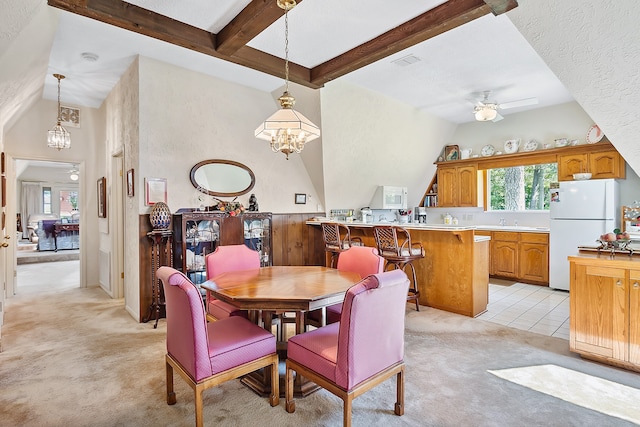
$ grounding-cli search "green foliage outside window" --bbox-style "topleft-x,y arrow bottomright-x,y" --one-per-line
489,163 -> 558,211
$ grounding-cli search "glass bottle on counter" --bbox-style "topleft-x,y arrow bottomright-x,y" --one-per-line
444,213 -> 452,225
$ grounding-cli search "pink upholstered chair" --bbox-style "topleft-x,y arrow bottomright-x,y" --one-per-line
286,270 -> 409,426
205,244 -> 260,321
158,266 -> 279,427
306,245 -> 385,327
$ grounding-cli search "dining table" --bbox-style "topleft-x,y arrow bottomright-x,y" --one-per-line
201,265 -> 361,397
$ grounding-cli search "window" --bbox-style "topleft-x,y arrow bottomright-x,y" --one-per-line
43,187 -> 52,214
488,163 -> 558,211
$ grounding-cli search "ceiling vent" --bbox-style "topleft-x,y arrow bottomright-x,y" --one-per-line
391,54 -> 421,67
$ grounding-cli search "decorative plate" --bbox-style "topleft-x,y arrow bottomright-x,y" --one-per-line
586,124 -> 604,144
481,144 -> 495,157
504,139 -> 521,154
523,139 -> 539,152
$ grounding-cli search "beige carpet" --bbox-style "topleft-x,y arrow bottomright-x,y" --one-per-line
2,287 -> 640,426
489,364 -> 640,425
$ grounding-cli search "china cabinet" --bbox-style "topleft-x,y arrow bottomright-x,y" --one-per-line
172,210 -> 273,289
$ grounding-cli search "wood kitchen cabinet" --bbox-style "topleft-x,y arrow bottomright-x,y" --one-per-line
557,150 -> 625,181
519,233 -> 549,283
569,254 -> 640,372
272,213 -> 325,266
437,165 -> 478,207
491,232 -> 518,278
483,231 -> 549,285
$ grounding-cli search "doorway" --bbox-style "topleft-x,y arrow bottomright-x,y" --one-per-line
14,159 -> 82,295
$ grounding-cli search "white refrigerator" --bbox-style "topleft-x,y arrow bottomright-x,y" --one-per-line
549,179 -> 619,290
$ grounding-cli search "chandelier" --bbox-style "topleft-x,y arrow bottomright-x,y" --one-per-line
47,73 -> 71,150
254,0 -> 320,160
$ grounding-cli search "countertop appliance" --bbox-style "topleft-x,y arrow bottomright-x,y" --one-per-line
360,207 -> 373,224
549,179 -> 619,291
369,186 -> 408,210
415,207 -> 427,223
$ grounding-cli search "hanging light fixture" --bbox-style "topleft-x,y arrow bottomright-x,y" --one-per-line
47,73 -> 71,150
69,166 -> 79,181
254,0 -> 320,160
474,104 -> 498,121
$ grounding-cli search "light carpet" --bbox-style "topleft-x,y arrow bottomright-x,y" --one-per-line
489,364 -> 640,425
2,287 -> 640,426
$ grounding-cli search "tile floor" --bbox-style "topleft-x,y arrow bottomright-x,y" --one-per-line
477,279 -> 570,340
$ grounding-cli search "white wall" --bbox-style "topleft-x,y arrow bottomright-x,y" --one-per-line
4,98 -> 105,291
137,57 -> 322,215
320,80 -> 457,211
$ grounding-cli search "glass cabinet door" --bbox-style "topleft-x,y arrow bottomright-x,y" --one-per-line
243,216 -> 272,267
184,218 -> 220,286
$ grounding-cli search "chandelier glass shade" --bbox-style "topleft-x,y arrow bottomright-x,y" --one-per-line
47,74 -> 71,150
474,104 -> 498,121
254,0 -> 320,159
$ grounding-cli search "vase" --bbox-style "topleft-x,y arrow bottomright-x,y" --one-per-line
149,202 -> 171,229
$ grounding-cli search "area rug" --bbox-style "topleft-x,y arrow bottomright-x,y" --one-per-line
489,364 -> 640,425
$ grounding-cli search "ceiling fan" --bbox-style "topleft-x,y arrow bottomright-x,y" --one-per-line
471,91 -> 538,122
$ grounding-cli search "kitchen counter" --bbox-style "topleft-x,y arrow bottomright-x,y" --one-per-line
306,219 -> 549,233
307,220 -> 489,317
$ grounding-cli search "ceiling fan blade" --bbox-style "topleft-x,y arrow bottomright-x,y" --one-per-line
492,112 -> 504,122
498,97 -> 538,109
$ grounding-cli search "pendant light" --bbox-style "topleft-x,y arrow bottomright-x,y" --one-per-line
254,0 -> 320,160
47,74 -> 71,150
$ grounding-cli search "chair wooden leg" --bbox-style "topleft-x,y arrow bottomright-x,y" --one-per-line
405,262 -> 420,311
194,385 -> 204,427
270,359 -> 280,407
166,360 -> 176,405
343,395 -> 353,427
285,363 -> 296,413
394,368 -> 404,416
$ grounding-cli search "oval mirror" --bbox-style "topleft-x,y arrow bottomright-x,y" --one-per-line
190,159 -> 255,197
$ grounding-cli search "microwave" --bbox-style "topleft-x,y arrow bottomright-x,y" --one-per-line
370,186 -> 408,210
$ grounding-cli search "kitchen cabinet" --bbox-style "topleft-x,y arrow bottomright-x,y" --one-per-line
569,254 -> 640,372
557,150 -> 625,181
519,233 -> 549,283
482,231 -> 548,285
492,232 -> 518,278
437,165 -> 478,207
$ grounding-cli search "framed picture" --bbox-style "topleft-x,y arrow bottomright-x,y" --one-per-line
1,176 -> 5,207
444,144 -> 460,161
97,177 -> 106,218
126,169 -> 135,197
1,152 -> 5,174
295,193 -> 307,204
145,177 -> 167,206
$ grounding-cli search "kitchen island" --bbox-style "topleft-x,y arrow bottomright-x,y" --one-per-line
307,221 -> 490,317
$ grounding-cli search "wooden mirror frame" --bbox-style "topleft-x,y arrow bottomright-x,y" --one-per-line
189,159 -> 255,198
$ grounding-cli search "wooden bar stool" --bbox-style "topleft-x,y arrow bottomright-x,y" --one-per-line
373,225 -> 422,311
320,222 -> 362,268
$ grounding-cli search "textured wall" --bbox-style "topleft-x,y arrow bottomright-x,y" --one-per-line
321,80 -> 457,211
508,0 -> 640,175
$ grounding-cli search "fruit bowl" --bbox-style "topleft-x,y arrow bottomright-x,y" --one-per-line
597,230 -> 634,255
573,173 -> 592,180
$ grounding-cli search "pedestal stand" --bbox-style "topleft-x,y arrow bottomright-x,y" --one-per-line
144,229 -> 173,328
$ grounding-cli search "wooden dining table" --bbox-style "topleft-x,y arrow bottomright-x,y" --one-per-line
201,265 -> 361,396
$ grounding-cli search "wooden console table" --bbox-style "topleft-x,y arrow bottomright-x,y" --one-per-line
53,222 -> 79,251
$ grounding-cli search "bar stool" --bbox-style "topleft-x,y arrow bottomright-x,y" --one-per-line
320,222 -> 362,268
373,225 -> 422,311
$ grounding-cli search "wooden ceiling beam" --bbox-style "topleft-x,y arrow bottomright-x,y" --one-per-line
47,0 -> 319,88
48,0 -> 517,91
216,0 -> 304,56
310,0 -> 516,86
